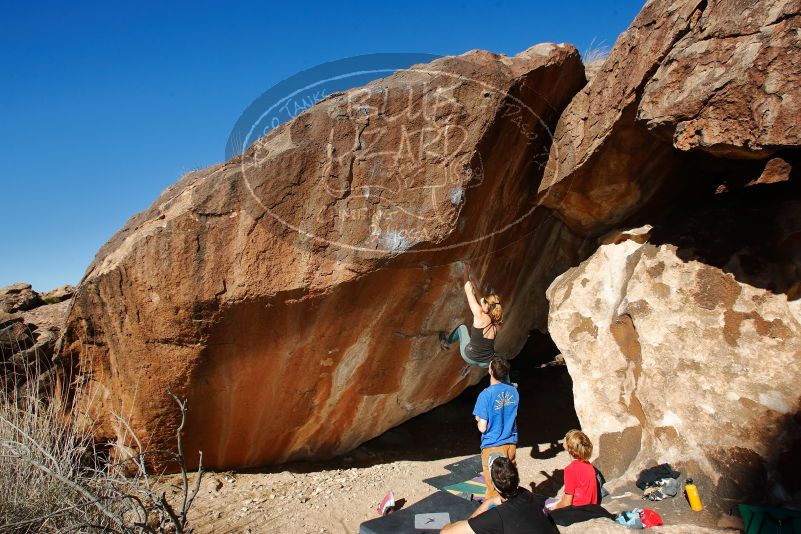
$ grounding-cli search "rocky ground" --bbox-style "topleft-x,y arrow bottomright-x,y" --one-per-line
165,360 -> 743,533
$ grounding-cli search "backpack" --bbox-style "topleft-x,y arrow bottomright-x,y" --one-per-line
594,467 -> 609,504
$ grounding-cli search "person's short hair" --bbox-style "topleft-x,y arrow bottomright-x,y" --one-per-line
489,357 -> 510,381
564,429 -> 593,461
490,456 -> 520,499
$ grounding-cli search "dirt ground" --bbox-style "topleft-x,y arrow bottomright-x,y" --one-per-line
166,360 -> 740,533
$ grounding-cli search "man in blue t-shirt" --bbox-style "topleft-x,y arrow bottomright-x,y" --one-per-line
473,356 -> 519,500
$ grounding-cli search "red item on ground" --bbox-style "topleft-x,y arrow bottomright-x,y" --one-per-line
640,508 -> 664,528
377,491 -> 395,516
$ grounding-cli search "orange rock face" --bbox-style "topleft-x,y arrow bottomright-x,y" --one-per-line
539,0 -> 801,235
62,45 -> 587,469
539,0 -> 708,234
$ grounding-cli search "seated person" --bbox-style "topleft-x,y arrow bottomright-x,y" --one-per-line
441,454 -> 558,534
545,430 -> 614,527
547,429 -> 597,510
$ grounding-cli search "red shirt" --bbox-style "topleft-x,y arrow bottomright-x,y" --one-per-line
564,460 -> 598,506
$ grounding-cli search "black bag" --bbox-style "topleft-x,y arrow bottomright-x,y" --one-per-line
635,463 -> 680,490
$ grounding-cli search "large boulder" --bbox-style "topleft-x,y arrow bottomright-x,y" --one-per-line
539,0 -> 801,234
547,184 -> 801,512
62,44 -> 588,469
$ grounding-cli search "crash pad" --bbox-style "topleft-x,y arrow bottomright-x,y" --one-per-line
422,455 -> 483,490
738,503 -> 801,534
359,491 -> 479,534
443,476 -> 487,501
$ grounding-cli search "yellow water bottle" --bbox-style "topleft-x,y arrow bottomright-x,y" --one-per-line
685,478 -> 703,511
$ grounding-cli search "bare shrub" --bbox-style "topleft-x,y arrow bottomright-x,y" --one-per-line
581,37 -> 611,67
0,326 -> 202,533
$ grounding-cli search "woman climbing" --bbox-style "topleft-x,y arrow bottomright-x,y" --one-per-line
440,266 -> 503,369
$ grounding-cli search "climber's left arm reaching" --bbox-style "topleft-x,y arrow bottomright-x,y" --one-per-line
463,280 -> 483,318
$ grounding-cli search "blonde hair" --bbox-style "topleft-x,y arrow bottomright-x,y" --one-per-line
565,429 -> 593,461
485,294 -> 503,325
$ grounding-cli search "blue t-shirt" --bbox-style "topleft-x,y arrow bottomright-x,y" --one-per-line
473,382 -> 519,449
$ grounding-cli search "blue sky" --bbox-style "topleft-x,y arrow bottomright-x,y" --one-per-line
0,0 -> 644,291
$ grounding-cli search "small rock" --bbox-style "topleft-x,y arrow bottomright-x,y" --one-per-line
41,285 -> 76,304
0,283 -> 43,313
0,310 -> 22,329
717,514 -> 744,530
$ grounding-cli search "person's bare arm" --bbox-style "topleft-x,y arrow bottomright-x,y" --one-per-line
440,519 -> 476,534
464,281 -> 483,317
548,493 -> 573,510
469,495 -> 501,518
476,416 -> 487,433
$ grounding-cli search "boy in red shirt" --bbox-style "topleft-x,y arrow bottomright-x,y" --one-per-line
547,429 -> 598,509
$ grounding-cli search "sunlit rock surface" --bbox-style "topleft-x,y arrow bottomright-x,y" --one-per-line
62,44 -> 587,469
548,185 -> 801,510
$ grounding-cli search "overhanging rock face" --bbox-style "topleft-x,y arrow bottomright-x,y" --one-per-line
539,0 -> 801,235
638,0 -> 801,158
538,0 -> 708,234
63,44 -> 587,469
